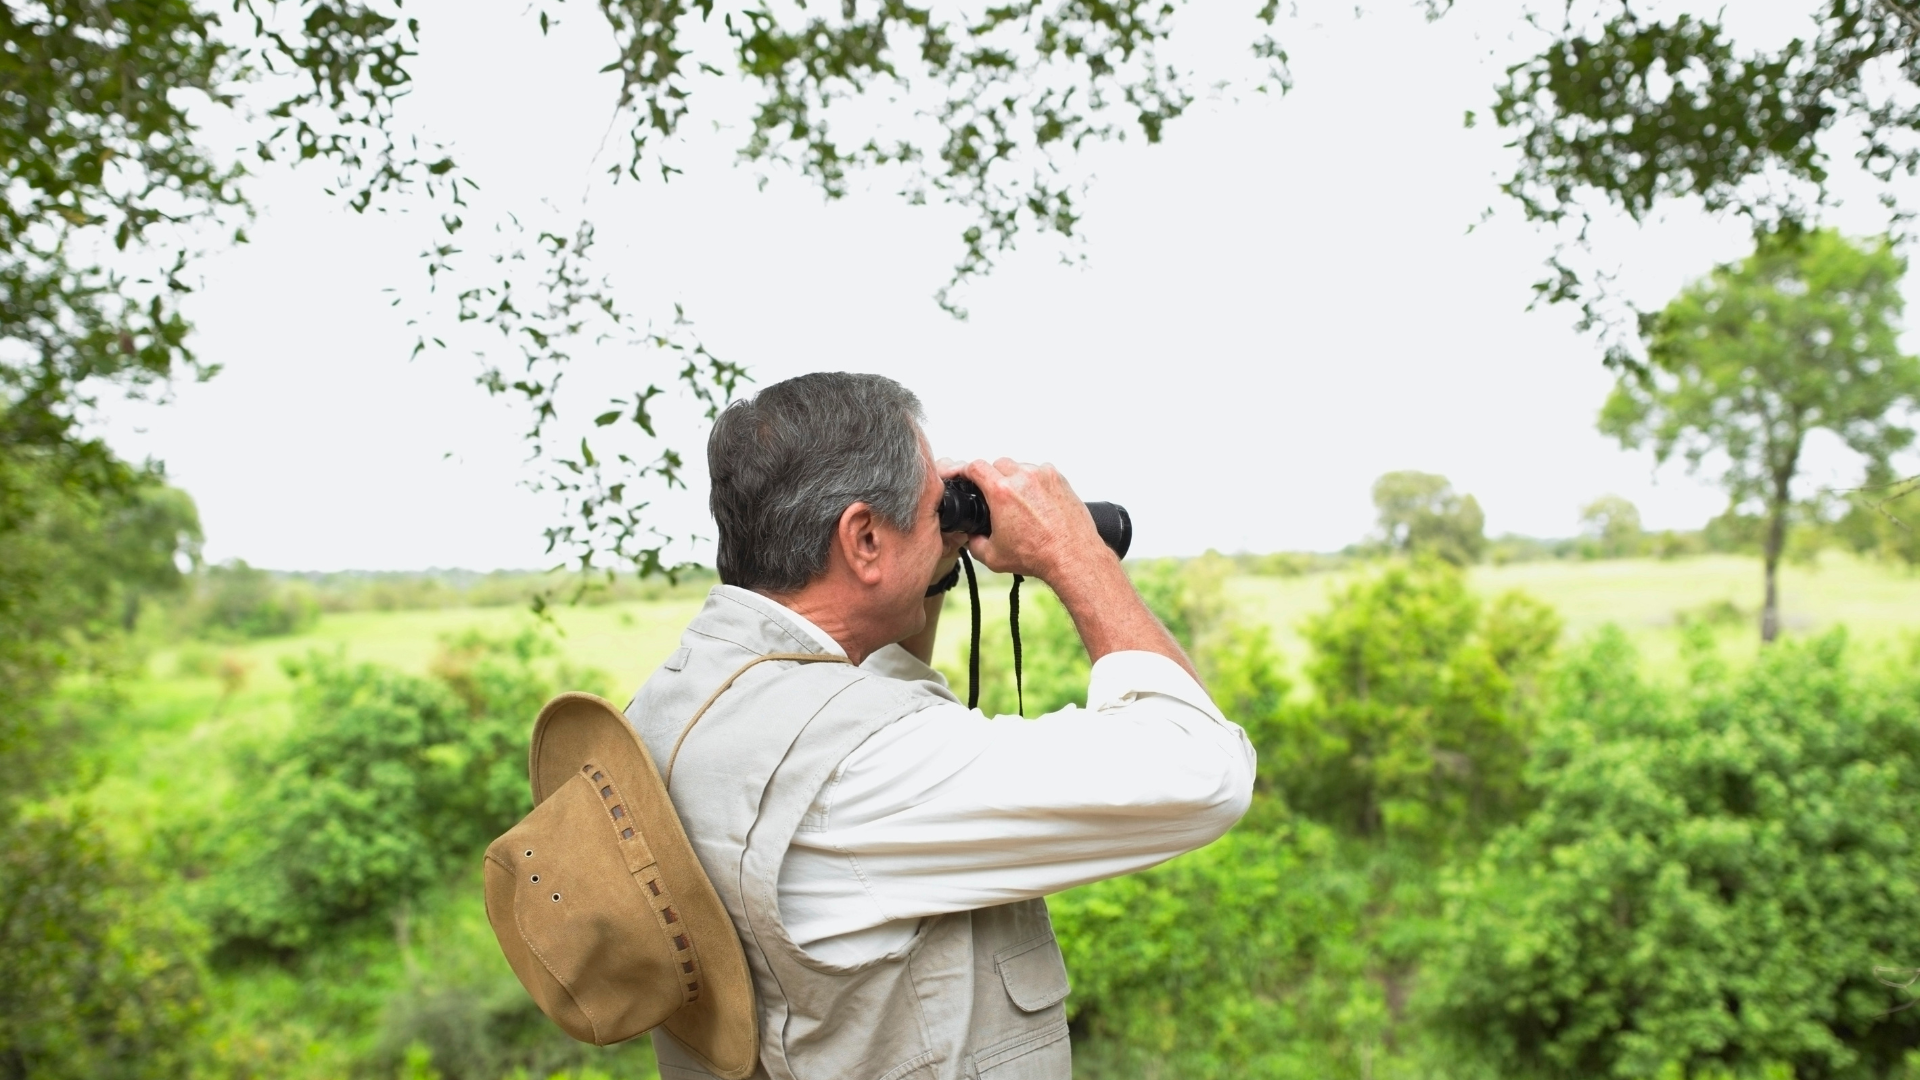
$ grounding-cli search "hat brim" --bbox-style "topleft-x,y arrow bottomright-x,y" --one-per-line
530,693 -> 759,1080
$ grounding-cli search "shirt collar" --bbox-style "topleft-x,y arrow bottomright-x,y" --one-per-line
712,584 -> 848,657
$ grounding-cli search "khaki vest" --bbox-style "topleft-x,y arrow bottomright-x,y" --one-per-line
624,588 -> 1072,1080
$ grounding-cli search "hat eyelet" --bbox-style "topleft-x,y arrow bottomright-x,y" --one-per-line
530,874 -> 540,883
523,849 -> 533,857
551,893 -> 562,902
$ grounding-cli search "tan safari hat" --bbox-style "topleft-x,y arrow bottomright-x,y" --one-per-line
483,692 -> 757,1080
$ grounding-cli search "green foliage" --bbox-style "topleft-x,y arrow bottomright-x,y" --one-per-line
0,0 -> 236,476
1834,470 -> 1920,567
1602,228 -> 1920,639
1491,1 -> 1920,348
199,630 -> 594,954
374,979 -> 659,1080
1131,552 -> 1235,652
288,566 -> 720,614
0,810 -> 208,1080
185,559 -> 320,640
0,446 -> 207,1079
1371,471 -> 1487,566
1579,495 -> 1644,558
1054,812 -> 1427,1080
1428,628 -> 1920,1079
1198,620 -> 1292,765
0,450 -> 199,805
947,579 -> 1091,718
1277,560 -> 1559,843
715,0 -> 1268,312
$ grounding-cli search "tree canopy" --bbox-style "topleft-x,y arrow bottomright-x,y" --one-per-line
1371,470 -> 1488,566
1493,0 -> 1920,361
1579,494 -> 1643,557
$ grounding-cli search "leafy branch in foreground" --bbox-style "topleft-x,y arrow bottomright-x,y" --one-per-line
1489,1 -> 1920,366
541,0 -> 1294,313
443,218 -> 746,590
6,0 -> 1298,578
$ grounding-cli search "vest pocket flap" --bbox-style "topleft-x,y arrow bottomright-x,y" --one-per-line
994,934 -> 1070,1013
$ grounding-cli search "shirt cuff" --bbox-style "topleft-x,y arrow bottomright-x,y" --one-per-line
1085,651 -> 1226,722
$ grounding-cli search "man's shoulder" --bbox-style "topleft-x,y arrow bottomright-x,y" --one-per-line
626,635 -> 937,741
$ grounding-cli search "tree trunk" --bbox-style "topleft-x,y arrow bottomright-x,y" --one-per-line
1760,540 -> 1781,643
1761,473 -> 1791,644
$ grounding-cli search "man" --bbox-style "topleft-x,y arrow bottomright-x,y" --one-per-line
625,373 -> 1254,1080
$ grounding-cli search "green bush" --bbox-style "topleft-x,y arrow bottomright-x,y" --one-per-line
1274,559 -> 1560,843
0,811 -> 207,1080
1130,552 -> 1234,652
943,580 -> 1091,717
1427,629 -> 1920,1079
374,980 -> 660,1080
199,630 -> 595,954
1052,807 -> 1451,1080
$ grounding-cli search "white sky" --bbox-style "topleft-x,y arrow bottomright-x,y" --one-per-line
96,1 -> 1916,571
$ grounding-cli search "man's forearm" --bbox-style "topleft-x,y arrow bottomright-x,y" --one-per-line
1047,554 -> 1197,680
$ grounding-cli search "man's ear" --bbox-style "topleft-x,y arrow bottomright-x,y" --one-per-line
834,502 -> 886,585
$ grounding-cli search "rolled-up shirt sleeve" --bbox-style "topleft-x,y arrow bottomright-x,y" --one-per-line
778,645 -> 1256,959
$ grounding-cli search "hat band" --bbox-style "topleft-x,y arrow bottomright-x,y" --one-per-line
581,762 -> 704,1003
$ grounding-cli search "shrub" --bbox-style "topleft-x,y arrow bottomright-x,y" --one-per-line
1131,552 -> 1234,652
199,630 -> 597,954
0,811 -> 207,1080
1276,559 -> 1560,843
373,980 -> 659,1080
942,580 -> 1091,717
1427,629 -> 1920,1079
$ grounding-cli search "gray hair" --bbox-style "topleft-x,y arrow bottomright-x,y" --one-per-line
708,372 -> 927,592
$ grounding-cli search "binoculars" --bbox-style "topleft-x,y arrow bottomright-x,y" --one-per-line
937,478 -> 1132,559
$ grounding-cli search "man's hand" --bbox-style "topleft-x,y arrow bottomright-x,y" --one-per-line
953,457 -> 1111,584
948,457 -> 1196,680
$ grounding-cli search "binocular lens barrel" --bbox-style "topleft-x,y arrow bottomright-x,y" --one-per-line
938,478 -> 1132,559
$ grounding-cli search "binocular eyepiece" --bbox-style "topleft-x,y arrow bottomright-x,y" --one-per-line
938,478 -> 1132,559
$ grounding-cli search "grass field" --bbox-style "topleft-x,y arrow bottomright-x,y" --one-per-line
1236,551 -> 1920,683
110,550 -> 1918,841
135,552 -> 1920,712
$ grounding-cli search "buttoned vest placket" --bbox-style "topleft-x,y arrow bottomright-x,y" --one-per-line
625,589 -> 1072,1080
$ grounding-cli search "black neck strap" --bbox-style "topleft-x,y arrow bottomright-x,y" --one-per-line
956,550 -> 1024,717
961,549 -> 981,710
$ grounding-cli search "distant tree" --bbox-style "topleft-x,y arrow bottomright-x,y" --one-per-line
1371,471 -> 1487,566
1600,229 -> 1920,642
190,560 -> 318,640
1578,495 -> 1643,558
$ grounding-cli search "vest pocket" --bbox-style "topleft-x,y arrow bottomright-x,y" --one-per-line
993,935 -> 1070,1013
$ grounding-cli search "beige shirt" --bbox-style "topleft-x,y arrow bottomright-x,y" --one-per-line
716,587 -> 1256,966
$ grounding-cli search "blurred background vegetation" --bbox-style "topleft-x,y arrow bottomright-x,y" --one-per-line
7,433 -> 1920,1078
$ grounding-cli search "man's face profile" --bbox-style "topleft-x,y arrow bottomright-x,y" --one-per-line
867,434 -> 947,641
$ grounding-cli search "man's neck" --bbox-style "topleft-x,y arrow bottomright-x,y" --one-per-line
757,583 -> 876,666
